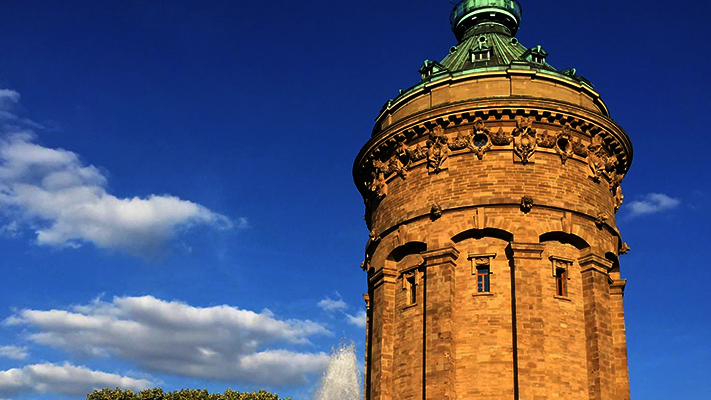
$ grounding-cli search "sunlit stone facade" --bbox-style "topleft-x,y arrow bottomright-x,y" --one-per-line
353,1 -> 632,399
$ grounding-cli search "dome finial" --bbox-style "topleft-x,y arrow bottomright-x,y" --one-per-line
450,0 -> 523,42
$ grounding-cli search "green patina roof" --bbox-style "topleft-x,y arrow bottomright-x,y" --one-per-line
381,1 -> 594,110
440,24 -> 556,73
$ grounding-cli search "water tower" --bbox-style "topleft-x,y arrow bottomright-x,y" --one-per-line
353,1 -> 632,399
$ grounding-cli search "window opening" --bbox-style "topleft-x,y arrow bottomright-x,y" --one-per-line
549,256 -> 573,298
402,270 -> 419,306
469,253 -> 496,294
555,267 -> 567,296
477,265 -> 491,293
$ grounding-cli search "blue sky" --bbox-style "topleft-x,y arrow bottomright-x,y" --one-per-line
0,0 -> 709,399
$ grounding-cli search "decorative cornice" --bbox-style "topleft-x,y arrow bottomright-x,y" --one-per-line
421,247 -> 460,266
610,279 -> 627,296
509,242 -> 545,259
578,253 -> 613,274
356,101 -> 631,177
354,109 -> 630,212
369,268 -> 398,286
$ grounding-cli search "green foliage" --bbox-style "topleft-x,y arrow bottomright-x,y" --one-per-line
86,388 -> 291,400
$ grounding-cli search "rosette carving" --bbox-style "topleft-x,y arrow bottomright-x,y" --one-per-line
553,126 -> 575,164
450,118 -> 492,160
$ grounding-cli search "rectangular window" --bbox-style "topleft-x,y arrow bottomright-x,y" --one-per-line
406,274 -> 417,304
477,266 -> 490,293
469,253 -> 496,295
555,267 -> 567,297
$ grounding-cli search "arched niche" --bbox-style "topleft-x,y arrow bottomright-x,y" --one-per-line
539,231 -> 590,250
387,241 -> 427,262
451,228 -> 513,244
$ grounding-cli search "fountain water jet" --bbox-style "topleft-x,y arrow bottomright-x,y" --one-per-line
315,341 -> 362,400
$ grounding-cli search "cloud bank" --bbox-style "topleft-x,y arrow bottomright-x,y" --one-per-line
5,295 -> 330,387
626,193 -> 680,217
0,362 -> 152,397
0,345 -> 28,360
0,88 -> 238,257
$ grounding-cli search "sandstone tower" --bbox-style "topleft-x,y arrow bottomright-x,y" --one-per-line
352,1 -> 632,399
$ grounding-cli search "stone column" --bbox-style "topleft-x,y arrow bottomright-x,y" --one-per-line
579,254 -> 615,400
368,268 -> 397,400
421,246 -> 459,400
510,242 -> 546,400
610,279 -> 631,400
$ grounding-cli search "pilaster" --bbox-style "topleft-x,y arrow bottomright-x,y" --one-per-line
368,268 -> 398,400
610,279 -> 631,400
421,246 -> 460,400
510,242 -> 547,400
579,254 -> 615,400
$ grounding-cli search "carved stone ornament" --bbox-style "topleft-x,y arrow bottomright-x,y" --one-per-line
553,126 -> 575,164
387,140 -> 410,179
490,126 -> 512,146
572,139 -> 588,157
367,159 -> 388,199
450,118 -> 492,160
512,117 -> 537,164
587,134 -> 619,182
620,242 -> 631,255
537,130 -> 556,149
520,195 -> 534,213
368,229 -> 381,242
430,202 -> 443,220
595,212 -> 608,229
427,126 -> 450,173
613,185 -> 624,212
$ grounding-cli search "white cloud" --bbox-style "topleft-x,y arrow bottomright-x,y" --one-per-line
0,362 -> 152,397
0,131 -> 236,257
5,295 -> 331,387
344,310 -> 366,329
0,90 -> 20,105
626,193 -> 681,217
0,345 -> 28,360
317,296 -> 348,313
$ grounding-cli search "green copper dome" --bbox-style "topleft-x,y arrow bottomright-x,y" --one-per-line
450,0 -> 523,41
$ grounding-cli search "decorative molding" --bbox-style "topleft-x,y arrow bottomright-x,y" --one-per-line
512,116 -> 537,164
